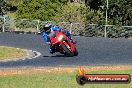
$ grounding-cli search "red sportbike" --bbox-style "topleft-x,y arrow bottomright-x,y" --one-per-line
50,31 -> 78,57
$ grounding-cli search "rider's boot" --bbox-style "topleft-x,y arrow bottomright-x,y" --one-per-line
49,46 -> 55,54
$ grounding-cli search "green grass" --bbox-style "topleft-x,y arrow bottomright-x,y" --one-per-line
0,69 -> 131,88
0,46 -> 26,60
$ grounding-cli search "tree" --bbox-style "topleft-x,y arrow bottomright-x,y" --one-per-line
85,0 -> 102,11
85,0 -> 132,26
55,3 -> 87,23
107,0 -> 132,25
0,0 -> 9,15
0,0 -> 19,15
6,0 -> 19,12
16,0 -> 68,21
85,0 -> 104,24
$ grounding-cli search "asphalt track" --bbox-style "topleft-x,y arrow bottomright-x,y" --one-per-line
0,33 -> 132,68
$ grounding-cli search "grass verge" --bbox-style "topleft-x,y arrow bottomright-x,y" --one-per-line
0,46 -> 27,60
0,66 -> 131,88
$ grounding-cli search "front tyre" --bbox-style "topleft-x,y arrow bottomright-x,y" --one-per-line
61,43 -> 74,57
74,48 -> 78,56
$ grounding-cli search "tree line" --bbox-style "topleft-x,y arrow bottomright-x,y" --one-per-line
0,0 -> 132,26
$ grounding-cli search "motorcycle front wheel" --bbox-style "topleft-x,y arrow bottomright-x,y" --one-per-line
74,48 -> 78,56
60,43 -> 74,57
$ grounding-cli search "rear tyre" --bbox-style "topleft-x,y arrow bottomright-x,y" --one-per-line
61,43 -> 74,57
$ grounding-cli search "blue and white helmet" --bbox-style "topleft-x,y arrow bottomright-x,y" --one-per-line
43,23 -> 52,33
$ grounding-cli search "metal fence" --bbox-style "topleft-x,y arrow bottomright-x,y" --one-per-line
0,17 -> 132,38
84,24 -> 132,38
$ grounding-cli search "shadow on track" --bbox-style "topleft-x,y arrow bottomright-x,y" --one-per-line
43,54 -> 68,57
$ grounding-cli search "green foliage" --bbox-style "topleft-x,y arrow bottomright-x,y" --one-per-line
55,3 -> 87,23
85,6 -> 104,24
107,0 -> 132,26
6,0 -> 19,6
3,0 -> 132,38
0,0 -> 9,15
84,0 -> 132,38
0,0 -> 19,15
6,0 -> 19,12
85,0 -> 132,26
16,0 -> 68,21
85,0 -> 102,11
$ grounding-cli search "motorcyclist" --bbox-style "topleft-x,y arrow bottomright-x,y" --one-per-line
42,24 -> 74,54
